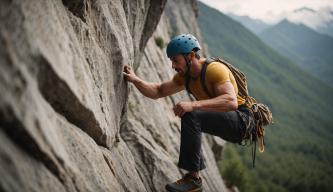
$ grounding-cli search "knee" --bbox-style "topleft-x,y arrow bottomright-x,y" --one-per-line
181,111 -> 200,131
181,111 -> 195,122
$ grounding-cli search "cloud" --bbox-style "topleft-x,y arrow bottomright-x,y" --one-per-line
286,6 -> 333,29
199,0 -> 333,25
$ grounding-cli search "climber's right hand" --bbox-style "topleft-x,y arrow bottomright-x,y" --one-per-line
123,64 -> 138,83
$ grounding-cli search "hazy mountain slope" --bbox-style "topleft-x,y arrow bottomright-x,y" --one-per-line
198,2 -> 333,192
317,21 -> 333,37
260,20 -> 333,87
228,13 -> 271,34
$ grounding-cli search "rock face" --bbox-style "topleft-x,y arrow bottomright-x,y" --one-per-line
0,0 -> 227,191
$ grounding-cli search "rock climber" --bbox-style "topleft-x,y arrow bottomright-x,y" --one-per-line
123,33 -> 255,192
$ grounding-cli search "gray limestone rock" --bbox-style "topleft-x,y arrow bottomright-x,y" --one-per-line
0,0 -> 227,191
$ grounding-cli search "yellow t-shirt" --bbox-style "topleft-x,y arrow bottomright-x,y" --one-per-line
173,61 -> 245,105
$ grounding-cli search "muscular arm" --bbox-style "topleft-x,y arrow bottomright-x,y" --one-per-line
132,78 -> 184,99
192,81 -> 238,112
123,64 -> 184,99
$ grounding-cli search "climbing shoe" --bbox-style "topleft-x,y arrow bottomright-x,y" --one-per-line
165,173 -> 202,192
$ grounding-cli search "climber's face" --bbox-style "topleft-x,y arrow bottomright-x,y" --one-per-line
171,54 -> 188,76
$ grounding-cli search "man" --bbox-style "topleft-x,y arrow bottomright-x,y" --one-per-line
123,34 -> 254,192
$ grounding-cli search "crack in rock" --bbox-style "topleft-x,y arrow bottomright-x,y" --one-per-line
36,55 -> 108,148
0,106 -> 66,187
62,0 -> 87,22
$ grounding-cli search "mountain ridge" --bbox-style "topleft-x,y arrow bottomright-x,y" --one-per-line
260,19 -> 333,87
228,6 -> 333,37
227,13 -> 271,34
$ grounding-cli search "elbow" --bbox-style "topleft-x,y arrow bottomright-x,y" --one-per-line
148,90 -> 161,100
152,84 -> 162,100
149,92 -> 161,100
151,95 -> 160,100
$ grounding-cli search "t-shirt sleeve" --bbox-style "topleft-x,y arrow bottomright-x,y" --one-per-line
206,62 -> 231,85
172,73 -> 184,85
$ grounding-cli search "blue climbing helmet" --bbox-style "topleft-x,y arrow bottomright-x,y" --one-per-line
166,34 -> 201,58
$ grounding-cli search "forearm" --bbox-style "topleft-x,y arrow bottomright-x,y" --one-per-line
192,94 -> 238,112
132,78 -> 161,99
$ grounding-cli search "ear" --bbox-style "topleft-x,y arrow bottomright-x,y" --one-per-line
188,51 -> 195,60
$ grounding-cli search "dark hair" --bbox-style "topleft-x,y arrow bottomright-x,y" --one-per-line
184,48 -> 201,59
187,47 -> 201,59
192,47 -> 201,59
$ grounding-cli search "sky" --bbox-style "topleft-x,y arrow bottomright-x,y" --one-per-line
199,0 -> 333,28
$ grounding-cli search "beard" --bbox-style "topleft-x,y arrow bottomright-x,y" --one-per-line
175,68 -> 186,77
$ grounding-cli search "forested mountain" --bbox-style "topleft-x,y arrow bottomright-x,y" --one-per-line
198,2 -> 333,192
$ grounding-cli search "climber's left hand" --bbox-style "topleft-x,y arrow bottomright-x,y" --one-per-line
173,101 -> 194,117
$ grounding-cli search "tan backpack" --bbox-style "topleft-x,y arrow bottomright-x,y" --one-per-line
199,57 -> 274,153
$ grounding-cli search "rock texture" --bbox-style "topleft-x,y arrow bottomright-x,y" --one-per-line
0,0 -> 227,191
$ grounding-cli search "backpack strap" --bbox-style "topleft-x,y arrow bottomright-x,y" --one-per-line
200,58 -> 215,98
185,73 -> 198,100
